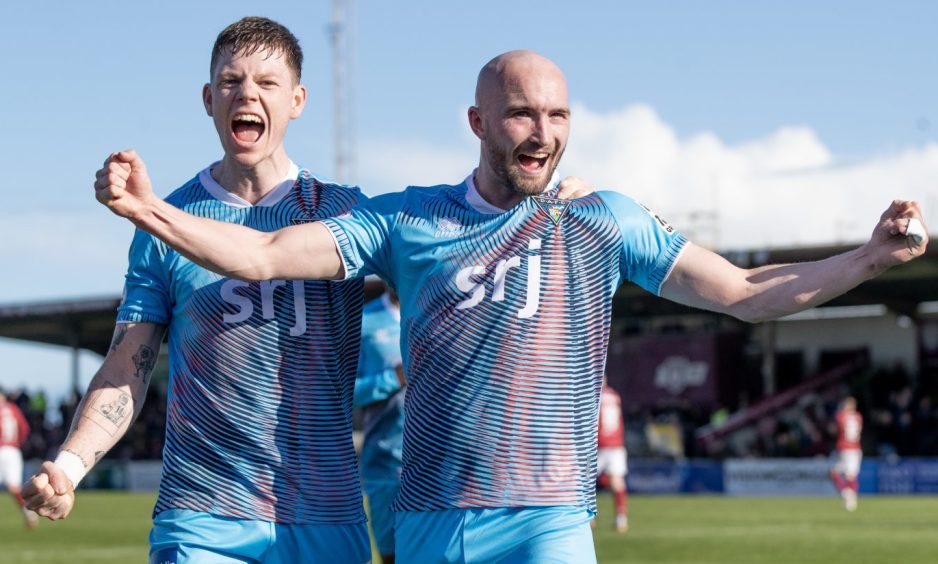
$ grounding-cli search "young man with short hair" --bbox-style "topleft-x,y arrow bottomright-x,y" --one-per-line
24,17 -> 372,562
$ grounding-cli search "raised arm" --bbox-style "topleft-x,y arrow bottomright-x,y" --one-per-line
22,322 -> 164,520
94,150 -> 343,281
661,200 -> 928,323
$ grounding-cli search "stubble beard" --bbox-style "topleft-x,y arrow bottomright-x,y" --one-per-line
485,140 -> 564,197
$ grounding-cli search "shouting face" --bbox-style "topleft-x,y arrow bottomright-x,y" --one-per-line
203,46 -> 306,168
470,51 -> 570,200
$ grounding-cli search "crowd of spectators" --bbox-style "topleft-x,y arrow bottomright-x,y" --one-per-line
8,363 -> 937,463
625,365 -> 938,460
6,385 -> 166,462
865,364 -> 938,457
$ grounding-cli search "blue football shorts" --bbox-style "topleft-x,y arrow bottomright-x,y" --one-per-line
395,505 -> 595,563
148,509 -> 371,563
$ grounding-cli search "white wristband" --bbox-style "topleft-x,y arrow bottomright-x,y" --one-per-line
907,218 -> 926,245
53,451 -> 88,489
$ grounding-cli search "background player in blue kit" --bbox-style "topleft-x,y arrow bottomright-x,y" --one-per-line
22,17 -> 374,563
354,291 -> 405,563
93,50 -> 928,563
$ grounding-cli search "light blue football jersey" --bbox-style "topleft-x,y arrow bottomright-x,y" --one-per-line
322,172 -> 687,513
353,293 -> 403,409
353,293 -> 405,558
118,163 -> 367,524
353,293 -> 405,483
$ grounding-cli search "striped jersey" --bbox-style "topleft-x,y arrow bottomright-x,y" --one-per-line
118,163 -> 367,524
323,171 -> 687,513
353,293 -> 405,484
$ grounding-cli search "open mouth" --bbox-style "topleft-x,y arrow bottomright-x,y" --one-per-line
517,152 -> 549,173
231,113 -> 265,144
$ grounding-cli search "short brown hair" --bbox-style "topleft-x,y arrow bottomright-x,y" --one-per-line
210,16 -> 303,82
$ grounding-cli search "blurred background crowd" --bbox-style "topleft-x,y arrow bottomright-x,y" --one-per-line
9,363 -> 936,463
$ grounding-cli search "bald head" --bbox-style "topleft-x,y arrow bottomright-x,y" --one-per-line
475,50 -> 567,107
468,50 -> 571,207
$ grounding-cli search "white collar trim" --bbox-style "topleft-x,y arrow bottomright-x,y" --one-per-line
464,169 -> 560,214
198,161 -> 300,208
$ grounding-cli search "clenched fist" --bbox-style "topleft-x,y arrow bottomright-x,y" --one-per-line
22,461 -> 76,521
93,149 -> 156,220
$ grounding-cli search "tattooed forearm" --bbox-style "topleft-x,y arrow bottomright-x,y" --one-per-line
62,448 -> 91,469
96,394 -> 131,425
57,324 -> 164,464
84,381 -> 133,437
132,345 -> 157,382
109,324 -> 128,353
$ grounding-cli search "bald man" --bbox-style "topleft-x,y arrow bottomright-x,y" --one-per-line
93,50 -> 927,562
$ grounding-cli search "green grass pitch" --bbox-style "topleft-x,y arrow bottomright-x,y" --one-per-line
2,492 -> 937,563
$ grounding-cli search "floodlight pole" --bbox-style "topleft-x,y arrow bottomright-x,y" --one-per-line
330,0 -> 355,183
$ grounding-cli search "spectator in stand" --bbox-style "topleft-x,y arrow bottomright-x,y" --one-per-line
912,395 -> 938,456
597,381 -> 629,533
830,396 -> 863,512
59,391 -> 81,433
29,391 -> 47,418
797,408 -> 826,457
12,389 -> 30,414
1,390 -> 38,529
891,386 -> 915,456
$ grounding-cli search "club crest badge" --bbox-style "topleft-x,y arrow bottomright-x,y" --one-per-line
533,196 -> 570,225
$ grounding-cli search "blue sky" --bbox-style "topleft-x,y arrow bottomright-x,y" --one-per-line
1,0 -> 936,405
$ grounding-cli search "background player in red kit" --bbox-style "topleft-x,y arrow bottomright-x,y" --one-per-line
0,390 -> 37,529
830,396 -> 863,511
597,382 -> 629,533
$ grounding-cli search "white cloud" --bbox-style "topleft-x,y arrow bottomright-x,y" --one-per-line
362,102 -> 938,251
735,126 -> 833,173
567,103 -> 938,249
356,137 -> 475,196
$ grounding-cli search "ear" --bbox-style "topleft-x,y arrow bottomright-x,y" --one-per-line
202,83 -> 213,117
468,106 -> 485,140
290,84 -> 308,120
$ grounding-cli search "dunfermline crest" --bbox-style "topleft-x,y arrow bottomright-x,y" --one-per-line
533,196 -> 570,225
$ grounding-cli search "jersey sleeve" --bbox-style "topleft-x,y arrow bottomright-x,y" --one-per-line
116,228 -> 172,325
354,188 -> 370,207
320,192 -> 402,282
598,191 -> 688,295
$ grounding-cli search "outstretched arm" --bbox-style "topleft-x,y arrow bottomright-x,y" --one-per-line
661,200 -> 928,323
22,322 -> 164,520
94,150 -> 343,281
